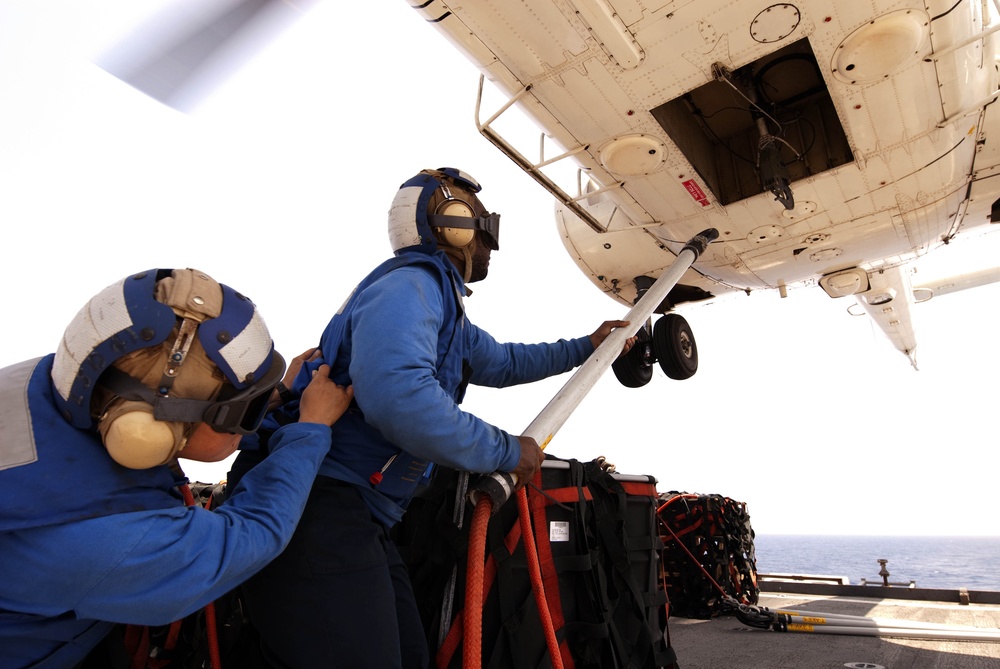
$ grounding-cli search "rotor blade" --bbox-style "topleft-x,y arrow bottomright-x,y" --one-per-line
99,0 -> 315,110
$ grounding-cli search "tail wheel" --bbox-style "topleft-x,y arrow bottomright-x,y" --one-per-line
611,325 -> 653,388
653,313 -> 698,380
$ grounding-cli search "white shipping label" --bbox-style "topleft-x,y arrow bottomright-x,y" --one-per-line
549,521 -> 570,542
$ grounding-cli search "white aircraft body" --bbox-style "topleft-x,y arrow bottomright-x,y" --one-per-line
100,0 -> 1000,378
403,0 -> 1000,375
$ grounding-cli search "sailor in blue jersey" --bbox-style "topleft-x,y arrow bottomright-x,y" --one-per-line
228,168 -> 634,669
0,268 -> 353,669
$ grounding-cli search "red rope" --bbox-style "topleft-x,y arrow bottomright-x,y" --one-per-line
516,487 -> 564,669
658,515 -> 729,600
463,497 -> 492,669
179,484 -> 222,669
656,493 -> 701,514
436,614 -> 463,669
204,590 -> 221,669
529,476 -> 573,668
437,508 -> 523,669
455,483 -> 571,669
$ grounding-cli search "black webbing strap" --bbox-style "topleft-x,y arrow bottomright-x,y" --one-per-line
584,461 -> 666,669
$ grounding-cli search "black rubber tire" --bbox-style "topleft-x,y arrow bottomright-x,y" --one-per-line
611,326 -> 653,388
653,313 -> 698,380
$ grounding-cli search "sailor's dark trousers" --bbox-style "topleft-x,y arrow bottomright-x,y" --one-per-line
237,474 -> 429,669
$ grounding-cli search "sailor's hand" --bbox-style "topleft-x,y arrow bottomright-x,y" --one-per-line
510,436 -> 545,489
283,347 -> 321,388
269,347 -> 322,409
589,320 -> 636,356
298,364 -> 353,427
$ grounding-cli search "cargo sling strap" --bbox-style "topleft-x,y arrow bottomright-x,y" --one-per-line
486,459 -> 675,669
581,460 -> 670,668
396,459 -> 677,668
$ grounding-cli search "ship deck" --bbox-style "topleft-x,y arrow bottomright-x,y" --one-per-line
669,587 -> 1000,668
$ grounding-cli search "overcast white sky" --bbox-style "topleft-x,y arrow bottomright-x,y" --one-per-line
2,0 -> 999,537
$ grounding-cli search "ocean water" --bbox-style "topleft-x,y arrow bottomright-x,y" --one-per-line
753,535 -> 1000,591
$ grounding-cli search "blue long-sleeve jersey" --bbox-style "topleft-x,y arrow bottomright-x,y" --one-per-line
262,252 -> 592,526
0,357 -> 332,669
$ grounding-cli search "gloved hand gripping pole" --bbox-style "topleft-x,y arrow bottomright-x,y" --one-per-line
470,228 -> 719,509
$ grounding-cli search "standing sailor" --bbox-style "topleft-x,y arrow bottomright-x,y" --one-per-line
230,168 -> 632,668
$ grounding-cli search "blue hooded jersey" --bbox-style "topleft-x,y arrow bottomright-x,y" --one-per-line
253,251 -> 592,526
0,357 -> 332,669
0,356 -> 181,532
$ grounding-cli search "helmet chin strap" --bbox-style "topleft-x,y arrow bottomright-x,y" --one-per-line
442,245 -> 474,283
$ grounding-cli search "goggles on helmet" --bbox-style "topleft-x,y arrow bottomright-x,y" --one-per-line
426,211 -> 501,250
99,350 -> 285,435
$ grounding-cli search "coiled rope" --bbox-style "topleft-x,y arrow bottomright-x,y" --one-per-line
460,485 -> 564,669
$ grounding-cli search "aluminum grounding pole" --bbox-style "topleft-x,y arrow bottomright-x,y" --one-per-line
471,228 -> 719,508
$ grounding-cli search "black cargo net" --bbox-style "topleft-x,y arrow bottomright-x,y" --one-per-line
657,493 -> 758,619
